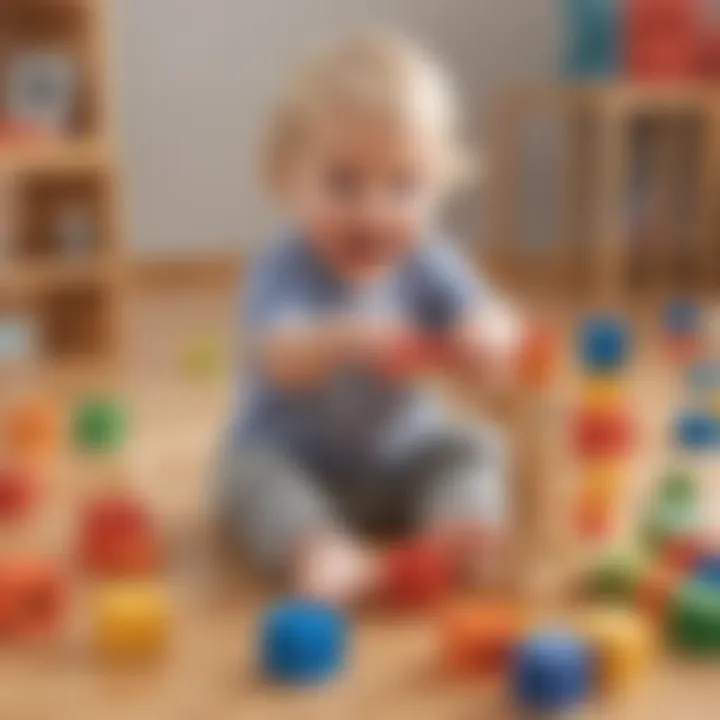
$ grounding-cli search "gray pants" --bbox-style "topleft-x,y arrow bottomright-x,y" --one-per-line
214,425 -> 506,575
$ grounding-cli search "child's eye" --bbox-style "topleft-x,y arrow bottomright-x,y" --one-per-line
325,165 -> 361,199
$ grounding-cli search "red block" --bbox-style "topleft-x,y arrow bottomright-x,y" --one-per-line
0,468 -> 37,523
0,558 -> 66,643
572,407 -> 635,459
380,541 -> 455,611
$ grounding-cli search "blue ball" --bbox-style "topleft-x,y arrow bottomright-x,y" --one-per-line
512,630 -> 594,714
260,600 -> 348,685
578,316 -> 631,373
665,300 -> 700,337
675,413 -> 720,451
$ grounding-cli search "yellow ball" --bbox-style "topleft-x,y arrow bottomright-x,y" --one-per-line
583,377 -> 624,411
576,607 -> 655,694
93,582 -> 171,662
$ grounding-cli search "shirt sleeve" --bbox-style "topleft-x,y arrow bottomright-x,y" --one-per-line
411,241 -> 489,333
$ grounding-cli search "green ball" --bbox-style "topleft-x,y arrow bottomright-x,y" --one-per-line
73,398 -> 127,453
670,581 -> 720,655
587,549 -> 648,603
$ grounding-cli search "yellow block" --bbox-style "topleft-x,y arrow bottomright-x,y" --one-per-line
583,377 -> 625,411
576,607 -> 655,694
93,582 -> 171,662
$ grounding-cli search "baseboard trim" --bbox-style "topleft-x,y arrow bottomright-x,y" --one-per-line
133,253 -> 244,290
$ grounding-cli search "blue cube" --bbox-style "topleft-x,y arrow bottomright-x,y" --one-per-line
579,316 -> 631,373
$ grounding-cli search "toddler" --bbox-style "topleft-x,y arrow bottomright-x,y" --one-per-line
216,34 -> 522,605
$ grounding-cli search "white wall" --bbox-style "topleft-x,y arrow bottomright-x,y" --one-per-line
113,0 -> 559,254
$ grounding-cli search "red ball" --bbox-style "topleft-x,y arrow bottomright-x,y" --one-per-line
78,492 -> 163,577
380,541 -> 455,611
572,408 -> 635,459
0,468 -> 37,522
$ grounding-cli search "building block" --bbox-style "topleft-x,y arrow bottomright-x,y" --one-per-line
439,600 -> 528,677
73,397 -> 127,454
512,630 -> 593,715
380,541 -> 455,611
93,581 -> 171,662
587,550 -> 648,602
578,316 -> 631,374
0,467 -> 38,523
78,491 -> 163,577
5,398 -> 61,460
562,0 -> 621,80
576,607 -> 655,694
0,557 -> 66,643
670,581 -> 720,655
260,600 -> 347,685
636,563 -> 684,623
674,412 -> 720,450
572,406 -> 635,458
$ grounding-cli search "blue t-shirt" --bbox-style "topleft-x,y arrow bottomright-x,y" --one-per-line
234,236 -> 484,479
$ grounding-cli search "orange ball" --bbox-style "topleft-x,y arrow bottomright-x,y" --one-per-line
440,600 -> 527,676
5,399 -> 62,460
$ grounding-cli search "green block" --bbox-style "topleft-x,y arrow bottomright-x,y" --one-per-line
670,581 -> 720,655
587,550 -> 648,602
73,398 -> 127,453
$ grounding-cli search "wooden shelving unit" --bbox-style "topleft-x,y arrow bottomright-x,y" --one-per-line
0,0 -> 124,369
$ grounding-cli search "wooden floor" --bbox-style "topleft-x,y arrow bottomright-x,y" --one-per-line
1,287 -> 719,720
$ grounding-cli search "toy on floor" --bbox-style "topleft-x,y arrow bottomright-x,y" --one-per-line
0,467 -> 37,523
439,600 -> 527,677
512,629 -> 593,716
576,607 -> 654,695
78,490 -> 163,577
260,600 -> 347,685
73,397 -> 127,454
93,581 -> 171,662
0,557 -> 66,643
5,397 -> 61,461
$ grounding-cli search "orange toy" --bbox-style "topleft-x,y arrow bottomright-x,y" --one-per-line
520,324 -> 559,390
5,399 -> 62,461
440,600 -> 527,676
0,557 -> 67,643
79,492 -> 163,577
572,406 -> 635,459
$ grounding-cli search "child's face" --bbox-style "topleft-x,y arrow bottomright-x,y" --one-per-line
283,108 -> 445,281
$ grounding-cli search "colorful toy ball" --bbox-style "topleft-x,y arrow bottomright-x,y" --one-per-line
578,316 -> 631,374
0,557 -> 66,643
380,541 -> 454,611
260,600 -> 348,685
512,630 -> 593,714
0,467 -> 37,523
674,412 -> 720,451
73,397 -> 127,454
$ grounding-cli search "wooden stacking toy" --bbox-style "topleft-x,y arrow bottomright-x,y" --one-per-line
576,607 -> 655,695
0,557 -> 66,644
439,600 -> 527,677
93,581 -> 171,662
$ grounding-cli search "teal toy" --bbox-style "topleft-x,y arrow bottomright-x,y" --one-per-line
73,398 -> 127,454
642,472 -> 700,552
670,581 -> 720,655
563,0 -> 621,80
587,549 -> 648,603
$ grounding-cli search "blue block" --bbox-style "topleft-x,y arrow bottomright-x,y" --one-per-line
675,413 -> 720,451
578,316 -> 631,373
260,600 -> 348,685
665,300 -> 700,337
562,0 -> 621,80
513,630 -> 594,714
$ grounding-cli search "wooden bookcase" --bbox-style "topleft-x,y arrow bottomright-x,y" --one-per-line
0,0 -> 124,370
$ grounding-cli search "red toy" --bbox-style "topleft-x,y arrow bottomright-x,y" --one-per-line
572,407 -> 636,459
0,468 -> 37,523
628,0 -> 700,81
380,541 -> 455,611
78,491 -> 163,577
0,557 -> 67,643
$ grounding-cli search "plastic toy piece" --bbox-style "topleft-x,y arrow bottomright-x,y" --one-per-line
572,406 -> 635,458
78,491 -> 163,577
670,581 -> 720,655
587,550 -> 648,603
674,412 -> 720,451
0,467 -> 37,523
5,398 -> 61,460
439,600 -> 527,676
73,397 -> 127,454
260,600 -> 347,685
380,541 -> 455,611
576,607 -> 655,695
578,316 -> 631,374
93,581 -> 171,662
0,557 -> 66,643
512,629 -> 593,715
636,563 -> 683,623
